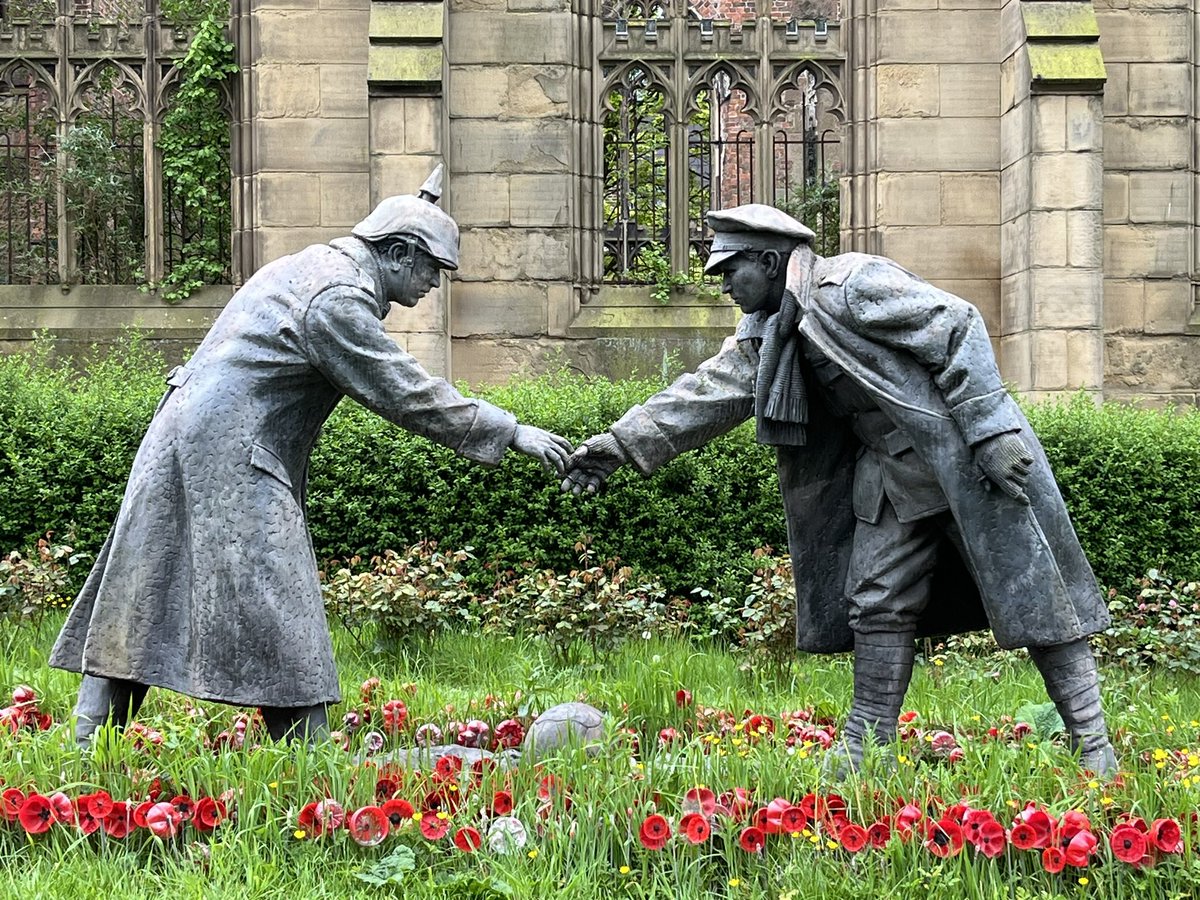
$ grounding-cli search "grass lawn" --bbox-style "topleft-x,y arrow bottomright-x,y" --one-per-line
3,616 -> 1200,898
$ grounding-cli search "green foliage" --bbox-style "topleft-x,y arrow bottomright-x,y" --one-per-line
778,175 -> 841,257
1097,571 -> 1200,674
0,530 -> 89,626
157,0 -> 236,301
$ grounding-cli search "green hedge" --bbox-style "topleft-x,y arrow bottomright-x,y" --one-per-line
0,336 -> 1197,596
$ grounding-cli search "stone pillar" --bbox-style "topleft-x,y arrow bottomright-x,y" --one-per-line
999,0 -> 1105,400
368,0 -> 450,375
443,0 -> 577,384
844,0 -> 1002,337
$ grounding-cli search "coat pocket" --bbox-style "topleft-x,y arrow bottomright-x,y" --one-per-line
165,366 -> 192,388
250,442 -> 293,489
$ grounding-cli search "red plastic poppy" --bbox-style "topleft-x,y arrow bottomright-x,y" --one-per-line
975,819 -> 1006,859
193,797 -> 226,832
145,801 -> 182,839
743,714 -> 774,739
348,806 -> 390,847
779,804 -> 808,834
680,812 -> 711,844
375,776 -> 400,802
1063,829 -> 1098,867
1015,804 -> 1055,849
839,822 -> 869,853
453,826 -> 483,852
1042,846 -> 1066,874
638,813 -> 671,851
434,755 -> 463,782
1058,810 -> 1091,841
1009,822 -> 1038,851
675,689 -> 693,707
170,795 -> 195,822
74,798 -> 101,835
133,800 -> 156,829
420,810 -> 450,841
1,788 -> 25,822
1149,818 -> 1182,854
381,797 -> 415,827
867,819 -> 891,849
1110,824 -> 1149,865
17,793 -> 53,835
492,790 -> 514,816
47,792 -> 75,825
924,819 -> 965,858
102,802 -> 133,839
738,825 -> 766,854
895,803 -> 923,838
86,791 -> 115,820
381,699 -> 408,734
683,787 -> 716,818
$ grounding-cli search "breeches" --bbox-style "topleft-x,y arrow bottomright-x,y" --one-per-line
846,499 -> 969,634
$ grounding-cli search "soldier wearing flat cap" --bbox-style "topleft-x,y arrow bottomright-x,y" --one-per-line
52,166 -> 573,746
563,202 -> 1116,775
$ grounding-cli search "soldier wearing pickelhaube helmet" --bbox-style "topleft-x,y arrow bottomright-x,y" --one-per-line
51,166 -> 572,746
564,202 -> 1117,776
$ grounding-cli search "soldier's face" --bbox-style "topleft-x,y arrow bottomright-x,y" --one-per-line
385,247 -> 443,307
720,253 -> 784,316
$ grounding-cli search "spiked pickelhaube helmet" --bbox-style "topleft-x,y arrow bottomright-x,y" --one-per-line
352,165 -> 460,270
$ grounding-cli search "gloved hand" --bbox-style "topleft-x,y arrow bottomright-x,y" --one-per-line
511,424 -> 573,475
560,433 -> 629,495
974,431 -> 1033,504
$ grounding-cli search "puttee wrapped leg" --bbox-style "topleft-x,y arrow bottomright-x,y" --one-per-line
828,630 -> 916,775
1028,639 -> 1118,776
73,675 -> 148,748
260,704 -> 329,744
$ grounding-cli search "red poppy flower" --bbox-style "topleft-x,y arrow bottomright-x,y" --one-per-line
780,804 -> 808,834
1058,810 -> 1091,841
493,718 -> 524,749
898,711 -> 918,724
839,822 -> 869,853
133,800 -> 155,829
1015,804 -> 1055,849
675,689 -> 693,707
193,797 -> 227,832
1063,830 -> 1098,867
738,825 -> 766,854
375,776 -> 400,802
381,797 -> 415,828
975,819 -> 1006,859
74,798 -> 101,835
798,793 -> 823,821
103,802 -> 133,839
419,811 -> 450,841
381,699 -> 408,734
658,727 -> 679,746
348,806 -> 390,847
962,809 -> 997,848
457,720 -> 490,749
472,758 -> 496,784
47,792 -> 74,825
639,813 -> 671,851
683,787 -> 716,818
453,826 -> 483,852
434,755 -> 463,783
680,812 -> 711,844
945,802 -> 971,825
895,803 -> 923,839
867,819 -> 892,849
716,787 -> 753,821
17,793 -> 53,835
86,791 -> 115,820
170,795 -> 195,822
1111,824 -> 1149,865
492,790 -> 514,816
743,714 -> 774,739
145,801 -> 182,839
924,819 -> 965,858
1042,846 -> 1066,873
1009,822 -> 1038,851
297,802 -> 323,838
1,788 -> 25,822
825,794 -> 848,820
1149,818 -> 1182,854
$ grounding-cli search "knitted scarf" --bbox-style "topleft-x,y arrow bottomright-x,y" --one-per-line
753,264 -> 813,447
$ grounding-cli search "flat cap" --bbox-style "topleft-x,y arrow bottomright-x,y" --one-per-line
704,203 -> 815,274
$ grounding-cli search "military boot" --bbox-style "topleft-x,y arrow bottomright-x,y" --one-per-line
260,704 -> 329,744
826,630 -> 916,777
1028,640 -> 1118,776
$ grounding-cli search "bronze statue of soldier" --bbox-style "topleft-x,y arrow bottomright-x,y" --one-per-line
563,203 -> 1117,775
52,168 -> 572,746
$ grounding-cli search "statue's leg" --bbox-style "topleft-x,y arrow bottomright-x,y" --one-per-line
832,501 -> 940,773
1028,640 -> 1117,775
73,675 -> 149,748
260,704 -> 329,743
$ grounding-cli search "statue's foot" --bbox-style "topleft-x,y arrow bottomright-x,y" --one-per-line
822,737 -> 863,781
1078,738 -> 1118,778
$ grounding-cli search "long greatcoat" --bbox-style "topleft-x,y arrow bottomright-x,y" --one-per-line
610,251 -> 1109,653
49,239 -> 517,706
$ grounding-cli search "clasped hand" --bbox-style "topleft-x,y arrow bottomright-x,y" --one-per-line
559,432 -> 628,495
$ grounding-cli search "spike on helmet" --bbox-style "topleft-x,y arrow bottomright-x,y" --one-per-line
352,164 -> 459,270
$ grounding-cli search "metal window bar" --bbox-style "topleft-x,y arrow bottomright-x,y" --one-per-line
772,127 -> 840,257
163,144 -> 231,283
602,85 -> 669,282
0,90 -> 57,284
686,87 -> 753,279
